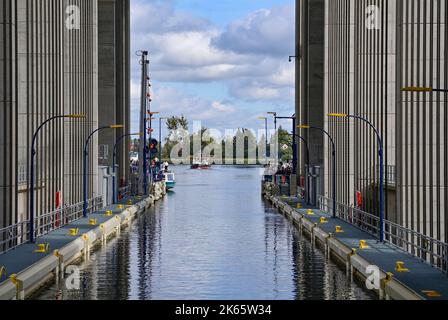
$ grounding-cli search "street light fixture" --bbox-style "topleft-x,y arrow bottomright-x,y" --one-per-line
328,113 -> 385,242
258,117 -> 269,164
113,132 -> 142,204
29,114 -> 86,243
83,124 -> 124,218
298,124 -> 337,218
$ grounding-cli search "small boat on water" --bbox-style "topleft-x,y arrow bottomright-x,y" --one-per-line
163,171 -> 176,190
190,162 -> 211,170
190,154 -> 211,170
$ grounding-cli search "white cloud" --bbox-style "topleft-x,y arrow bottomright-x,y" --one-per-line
211,101 -> 236,113
130,1 -> 296,131
212,5 -> 295,56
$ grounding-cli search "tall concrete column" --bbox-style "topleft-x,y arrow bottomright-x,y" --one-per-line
98,0 -> 131,187
0,0 -> 17,228
296,0 -> 326,176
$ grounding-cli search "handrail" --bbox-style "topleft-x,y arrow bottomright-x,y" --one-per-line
318,195 -> 448,274
118,185 -> 131,200
0,196 -> 103,255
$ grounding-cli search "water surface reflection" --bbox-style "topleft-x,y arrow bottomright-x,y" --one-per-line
35,166 -> 376,300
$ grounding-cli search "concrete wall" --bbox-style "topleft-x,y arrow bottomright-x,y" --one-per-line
0,0 -> 130,230
0,0 -> 17,228
298,0 -> 447,242
98,0 -> 131,189
398,0 -> 447,241
296,0 -> 326,178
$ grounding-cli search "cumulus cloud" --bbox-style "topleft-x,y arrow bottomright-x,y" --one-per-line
131,0 -> 212,35
130,1 -> 296,131
212,6 -> 295,56
211,101 -> 236,113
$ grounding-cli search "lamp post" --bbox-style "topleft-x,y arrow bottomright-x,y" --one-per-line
29,114 -> 86,243
328,113 -> 385,242
258,117 -> 269,163
298,125 -> 337,218
292,134 -> 310,172
83,124 -> 124,217
159,117 -> 168,164
148,112 -> 159,181
289,133 -> 310,204
267,112 -> 277,131
276,115 -> 297,175
113,132 -> 142,204
402,86 -> 448,93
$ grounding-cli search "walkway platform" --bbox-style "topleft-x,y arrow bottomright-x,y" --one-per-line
268,194 -> 448,300
0,192 -> 161,300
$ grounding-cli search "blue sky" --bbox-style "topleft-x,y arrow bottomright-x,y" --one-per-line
130,0 -> 296,138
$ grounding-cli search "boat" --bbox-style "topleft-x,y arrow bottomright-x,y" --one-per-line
190,154 -> 211,170
163,171 -> 176,190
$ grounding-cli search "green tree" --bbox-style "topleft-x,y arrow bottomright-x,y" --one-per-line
162,116 -> 189,162
274,126 -> 293,162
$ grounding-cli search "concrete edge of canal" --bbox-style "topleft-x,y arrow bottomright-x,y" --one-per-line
0,182 -> 167,300
261,182 -> 424,301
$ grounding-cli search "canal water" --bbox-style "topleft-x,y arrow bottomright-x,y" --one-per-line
34,166 -> 376,300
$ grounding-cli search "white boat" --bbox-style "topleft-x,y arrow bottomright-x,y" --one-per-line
163,171 -> 176,190
191,154 -> 211,170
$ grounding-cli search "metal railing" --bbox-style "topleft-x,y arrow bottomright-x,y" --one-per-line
118,185 -> 131,200
318,195 -> 448,274
0,196 -> 103,255
0,221 -> 30,255
384,220 -> 448,274
385,165 -> 396,185
362,165 -> 396,185
35,197 -> 103,238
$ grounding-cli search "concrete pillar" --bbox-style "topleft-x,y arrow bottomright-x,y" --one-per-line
98,0 -> 131,186
0,0 -> 17,229
296,0 -> 326,174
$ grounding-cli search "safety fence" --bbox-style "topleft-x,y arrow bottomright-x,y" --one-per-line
0,197 -> 103,255
118,185 -> 131,200
318,195 -> 448,275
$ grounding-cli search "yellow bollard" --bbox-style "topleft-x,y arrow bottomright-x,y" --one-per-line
34,243 -> 50,253
68,228 -> 79,236
297,203 -> 302,209
307,209 -> 315,216
105,210 -> 113,217
89,218 -> 98,226
320,217 -> 328,224
336,226 -> 344,233
127,200 -> 133,205
359,240 -> 369,250
395,261 -> 410,273
9,274 -> 19,286
117,204 -> 125,210
422,290 -> 441,298
0,266 -> 6,278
